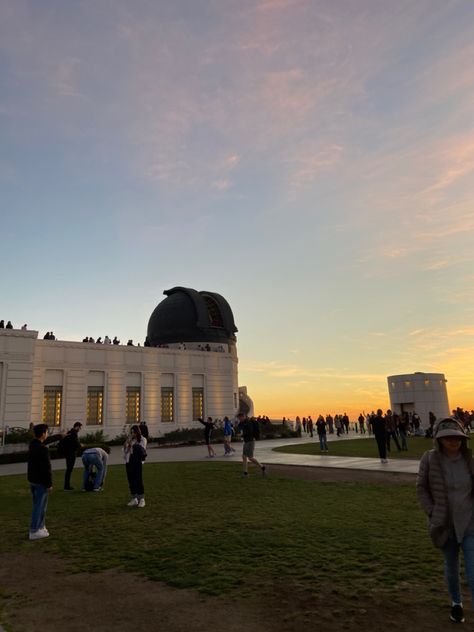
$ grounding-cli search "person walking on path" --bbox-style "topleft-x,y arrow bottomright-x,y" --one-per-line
358,413 -> 366,434
223,416 -> 235,455
27,424 -> 52,541
307,415 -> 314,438
385,410 -> 401,453
82,447 -> 108,491
316,415 -> 328,452
58,422 -> 82,490
416,418 -> 474,624
123,424 -> 147,508
372,409 -> 388,463
237,413 -> 266,478
198,417 -> 216,457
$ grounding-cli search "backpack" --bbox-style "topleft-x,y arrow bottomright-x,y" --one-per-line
57,434 -> 71,456
133,442 -> 147,462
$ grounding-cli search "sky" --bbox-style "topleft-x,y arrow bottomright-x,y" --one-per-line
1,0 -> 474,418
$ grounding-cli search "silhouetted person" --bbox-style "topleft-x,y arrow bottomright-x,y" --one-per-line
113,337 -> 120,345
0,320 -> 4,328
6,321 -> 13,329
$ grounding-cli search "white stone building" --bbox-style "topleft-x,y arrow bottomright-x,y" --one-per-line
387,372 -> 450,427
0,287 -> 244,439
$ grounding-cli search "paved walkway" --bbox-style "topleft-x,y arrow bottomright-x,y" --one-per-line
0,434 -> 419,477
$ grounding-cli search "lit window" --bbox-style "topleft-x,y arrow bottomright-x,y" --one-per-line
126,387 -> 141,423
391,382 -> 395,389
161,387 -> 174,422
424,379 -> 430,386
192,388 -> 204,421
87,387 -> 104,425
42,387 -> 62,426
404,381 -> 411,387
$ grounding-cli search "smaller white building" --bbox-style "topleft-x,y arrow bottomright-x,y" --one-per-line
387,372 -> 450,427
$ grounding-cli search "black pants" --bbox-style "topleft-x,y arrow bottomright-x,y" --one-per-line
386,431 -> 401,452
64,454 -> 76,488
126,461 -> 144,496
375,434 -> 387,460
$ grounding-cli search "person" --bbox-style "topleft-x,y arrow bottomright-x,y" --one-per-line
198,417 -> 216,457
0,320 -> 4,328
398,412 -> 409,451
385,410 -> 401,452
307,415 -> 314,438
58,422 -> 82,490
223,416 -> 235,455
372,409 -> 388,463
21,324 -> 27,330
104,335 -> 111,344
82,447 -> 108,491
6,320 -> 13,329
123,424 -> 147,507
358,413 -> 366,434
316,415 -> 328,452
237,412 -> 266,478
27,424 -> 53,540
113,336 -> 120,345
416,418 -> 474,624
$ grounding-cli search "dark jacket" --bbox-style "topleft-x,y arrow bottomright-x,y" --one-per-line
372,415 -> 386,437
238,418 -> 260,442
27,439 -> 52,488
59,429 -> 81,456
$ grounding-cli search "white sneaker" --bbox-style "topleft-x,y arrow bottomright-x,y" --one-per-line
127,498 -> 139,507
29,529 -> 50,541
138,498 -> 146,508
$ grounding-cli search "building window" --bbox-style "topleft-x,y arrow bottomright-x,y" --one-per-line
202,294 -> 224,327
87,387 -> 104,425
126,387 -> 141,424
42,387 -> 62,426
404,381 -> 411,387
192,388 -> 204,421
391,382 -> 396,389
161,387 -> 174,422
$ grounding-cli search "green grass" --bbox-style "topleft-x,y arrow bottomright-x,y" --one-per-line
0,461 -> 441,598
274,436 -> 432,459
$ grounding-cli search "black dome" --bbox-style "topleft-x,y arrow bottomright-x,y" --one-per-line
147,287 -> 238,346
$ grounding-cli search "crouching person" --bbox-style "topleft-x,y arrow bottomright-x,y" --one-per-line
27,424 -> 53,540
81,447 -> 108,491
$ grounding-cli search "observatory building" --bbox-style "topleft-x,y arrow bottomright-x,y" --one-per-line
0,287 -> 248,439
387,372 -> 450,427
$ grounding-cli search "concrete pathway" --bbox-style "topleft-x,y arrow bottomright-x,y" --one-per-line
0,433 -> 419,477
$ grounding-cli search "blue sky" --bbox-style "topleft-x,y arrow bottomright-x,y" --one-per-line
1,0 -> 474,416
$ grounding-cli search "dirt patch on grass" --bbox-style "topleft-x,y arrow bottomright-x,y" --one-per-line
0,551 -> 457,632
267,464 -> 417,485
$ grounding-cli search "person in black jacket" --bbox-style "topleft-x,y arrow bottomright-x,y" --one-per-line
372,409 -> 388,463
198,417 -> 216,457
27,424 -> 53,540
59,422 -> 82,490
237,413 -> 266,478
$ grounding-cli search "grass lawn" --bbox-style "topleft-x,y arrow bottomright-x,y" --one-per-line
0,461 -> 441,600
274,436 -> 433,460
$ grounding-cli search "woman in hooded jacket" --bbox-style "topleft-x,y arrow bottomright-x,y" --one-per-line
416,417 -> 474,624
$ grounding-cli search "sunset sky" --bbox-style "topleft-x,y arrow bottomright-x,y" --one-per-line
1,0 -> 473,418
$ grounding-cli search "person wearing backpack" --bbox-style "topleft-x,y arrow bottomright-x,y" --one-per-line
123,424 -> 147,508
237,413 -> 266,478
58,422 -> 82,490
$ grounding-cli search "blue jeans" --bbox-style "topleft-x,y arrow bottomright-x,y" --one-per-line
30,483 -> 48,532
442,534 -> 474,604
319,434 -> 328,451
82,453 -> 106,489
